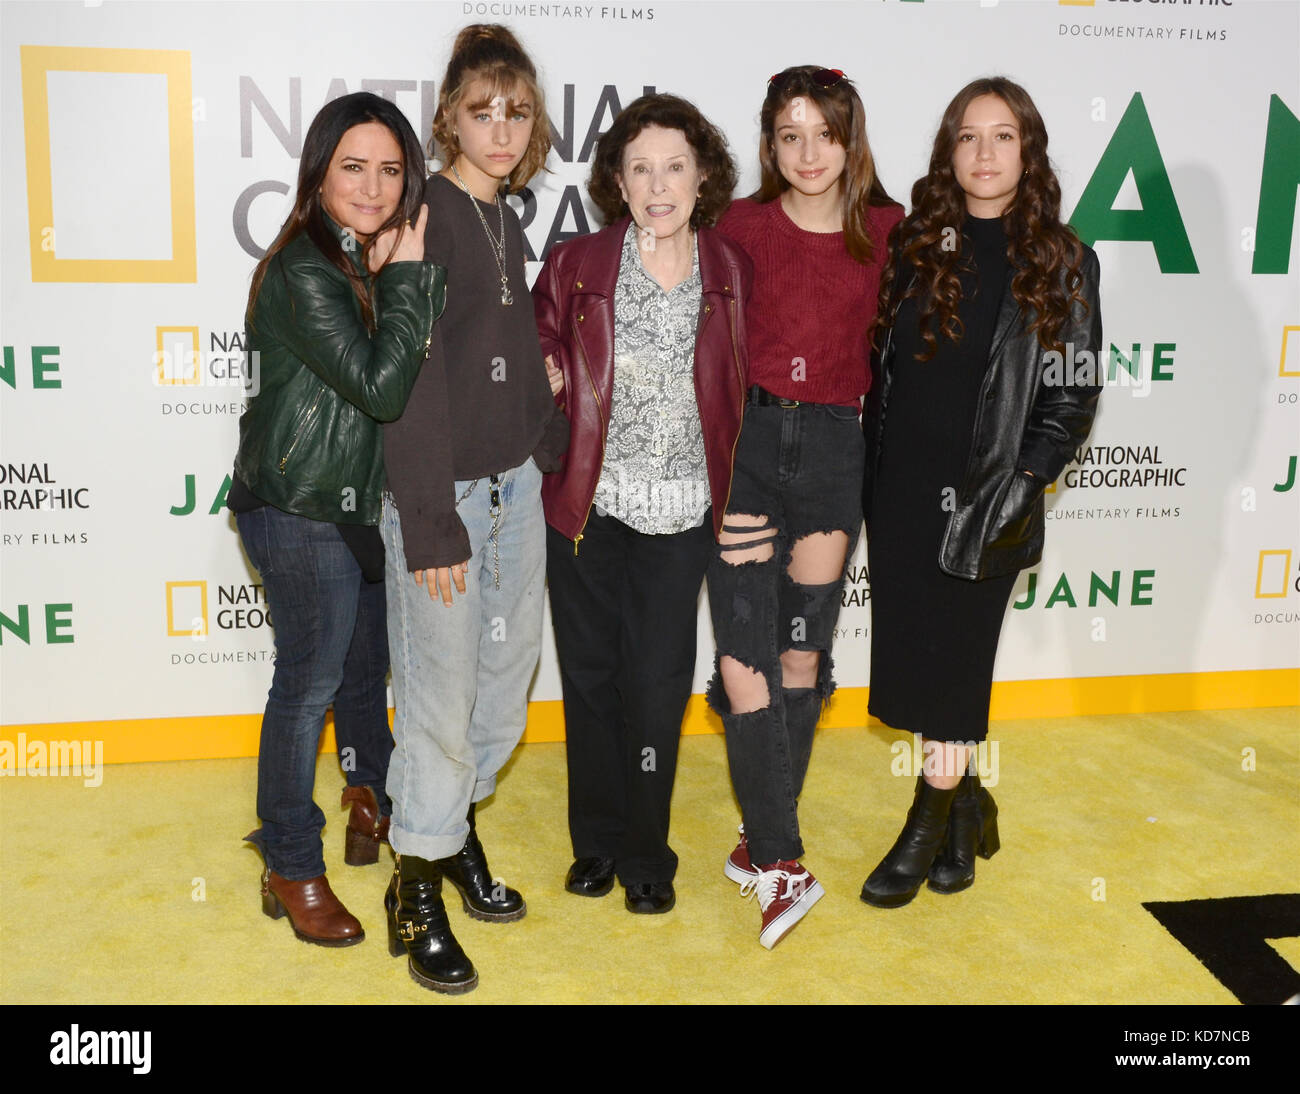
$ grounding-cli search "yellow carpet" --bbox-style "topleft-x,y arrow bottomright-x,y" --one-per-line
1,708 -> 1296,1004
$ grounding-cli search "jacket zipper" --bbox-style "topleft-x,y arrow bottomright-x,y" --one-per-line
571,315 -> 606,556
278,391 -> 324,474
423,273 -> 438,355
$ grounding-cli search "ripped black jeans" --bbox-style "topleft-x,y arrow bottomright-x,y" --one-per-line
706,400 -> 864,866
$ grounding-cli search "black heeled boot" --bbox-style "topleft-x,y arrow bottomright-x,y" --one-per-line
436,801 -> 526,922
927,774 -> 1000,894
860,776 -> 960,908
386,855 -> 478,994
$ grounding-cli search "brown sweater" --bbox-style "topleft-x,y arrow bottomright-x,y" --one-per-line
385,173 -> 567,570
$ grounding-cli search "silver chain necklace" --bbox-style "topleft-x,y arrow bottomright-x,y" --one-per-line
450,162 -> 512,306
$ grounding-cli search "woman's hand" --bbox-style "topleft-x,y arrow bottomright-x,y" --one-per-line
368,204 -> 429,272
413,559 -> 468,606
545,354 -> 564,396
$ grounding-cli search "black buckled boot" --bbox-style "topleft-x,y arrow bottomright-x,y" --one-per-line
436,801 -> 526,922
860,776 -> 960,908
927,773 -> 1000,894
386,855 -> 478,994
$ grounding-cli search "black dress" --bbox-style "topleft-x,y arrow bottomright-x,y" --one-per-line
867,215 -> 1016,743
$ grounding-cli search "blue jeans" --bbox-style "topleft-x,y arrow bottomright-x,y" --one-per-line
383,457 -> 545,861
237,506 -> 393,880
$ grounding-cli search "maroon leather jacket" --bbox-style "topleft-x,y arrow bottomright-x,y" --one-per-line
532,219 -> 752,545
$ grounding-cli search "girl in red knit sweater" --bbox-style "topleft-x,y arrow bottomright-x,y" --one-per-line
708,66 -> 902,949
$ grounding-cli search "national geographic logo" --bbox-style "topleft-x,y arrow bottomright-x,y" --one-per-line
1252,548 -> 1298,626
156,327 -> 259,416
165,580 -> 277,666
165,580 -> 273,637
1060,444 -> 1188,490
20,46 -> 195,283
0,461 -> 90,512
1058,0 -> 1232,46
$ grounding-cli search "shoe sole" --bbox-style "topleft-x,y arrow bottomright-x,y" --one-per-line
759,880 -> 825,950
723,858 -> 757,885
407,960 -> 478,995
442,876 -> 527,922
289,927 -> 365,947
859,885 -> 921,909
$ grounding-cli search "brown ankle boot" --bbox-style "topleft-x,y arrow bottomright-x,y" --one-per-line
261,869 -> 364,946
342,785 -> 390,866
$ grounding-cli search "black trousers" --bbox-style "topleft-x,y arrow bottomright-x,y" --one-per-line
546,510 -> 713,885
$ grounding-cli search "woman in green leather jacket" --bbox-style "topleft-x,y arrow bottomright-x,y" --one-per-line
230,91 -> 444,947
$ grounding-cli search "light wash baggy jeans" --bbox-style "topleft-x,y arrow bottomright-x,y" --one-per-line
382,456 -> 545,861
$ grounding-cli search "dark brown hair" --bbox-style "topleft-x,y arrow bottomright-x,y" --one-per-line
876,77 -> 1088,359
587,93 -> 738,229
753,66 -> 896,264
246,92 -> 425,331
430,24 -> 550,193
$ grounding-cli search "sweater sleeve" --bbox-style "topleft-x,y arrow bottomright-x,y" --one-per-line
382,197 -> 471,571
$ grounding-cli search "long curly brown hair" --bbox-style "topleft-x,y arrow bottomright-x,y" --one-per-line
753,66 -> 896,264
875,77 -> 1088,359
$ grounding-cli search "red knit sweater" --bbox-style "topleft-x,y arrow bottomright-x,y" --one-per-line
717,197 -> 904,405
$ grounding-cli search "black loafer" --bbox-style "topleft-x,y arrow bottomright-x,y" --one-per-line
624,881 -> 675,915
566,857 -> 616,897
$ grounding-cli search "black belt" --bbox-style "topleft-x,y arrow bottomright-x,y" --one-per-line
748,385 -> 806,408
748,385 -> 857,411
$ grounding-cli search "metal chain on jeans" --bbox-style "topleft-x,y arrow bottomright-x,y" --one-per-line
455,475 -> 503,589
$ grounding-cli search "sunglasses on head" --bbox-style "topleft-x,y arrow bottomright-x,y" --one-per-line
768,68 -> 846,91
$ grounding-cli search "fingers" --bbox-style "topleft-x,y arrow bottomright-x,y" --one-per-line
368,227 -> 397,273
390,204 -> 428,264
413,564 -> 466,605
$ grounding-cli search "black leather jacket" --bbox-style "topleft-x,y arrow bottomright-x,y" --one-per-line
234,219 -> 446,526
864,246 -> 1102,580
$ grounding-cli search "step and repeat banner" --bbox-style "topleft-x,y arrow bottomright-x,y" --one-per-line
1,0 -> 1297,760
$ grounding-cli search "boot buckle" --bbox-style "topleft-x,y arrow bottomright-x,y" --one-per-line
397,920 -> 427,942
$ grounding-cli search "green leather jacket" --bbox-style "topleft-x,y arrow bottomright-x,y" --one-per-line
233,220 -> 446,526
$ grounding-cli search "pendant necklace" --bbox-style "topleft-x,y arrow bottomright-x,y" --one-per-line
450,162 -> 512,306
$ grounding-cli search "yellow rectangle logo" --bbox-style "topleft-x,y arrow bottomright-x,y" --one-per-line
1255,550 -> 1292,599
155,327 -> 201,385
1280,326 -> 1300,378
165,581 -> 208,637
21,46 -> 195,283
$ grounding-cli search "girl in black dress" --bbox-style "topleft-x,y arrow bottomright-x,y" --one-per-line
861,77 -> 1102,907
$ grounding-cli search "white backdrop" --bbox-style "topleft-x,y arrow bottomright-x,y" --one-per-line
1,0 -> 1297,737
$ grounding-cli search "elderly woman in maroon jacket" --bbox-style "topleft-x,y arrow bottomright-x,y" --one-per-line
533,93 -> 750,914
